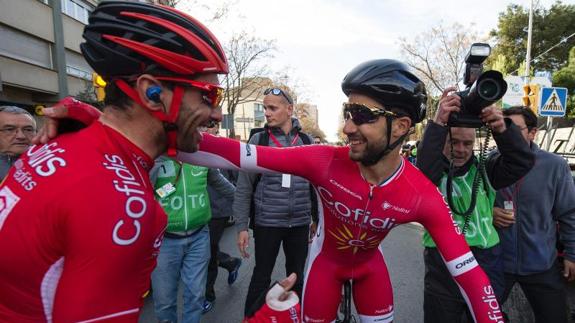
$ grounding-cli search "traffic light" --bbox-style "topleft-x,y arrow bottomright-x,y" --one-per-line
92,73 -> 107,102
522,84 -> 531,107
522,84 -> 540,114
34,105 -> 46,116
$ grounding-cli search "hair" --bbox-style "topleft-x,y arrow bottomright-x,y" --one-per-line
502,106 -> 538,130
103,76 -> 176,111
0,106 -> 36,126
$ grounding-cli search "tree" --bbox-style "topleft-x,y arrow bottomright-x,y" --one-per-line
488,2 -> 575,74
399,22 -> 481,118
221,32 -> 276,138
553,46 -> 575,118
294,102 -> 325,141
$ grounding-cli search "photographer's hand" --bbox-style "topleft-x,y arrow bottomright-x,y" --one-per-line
480,105 -> 506,134
434,86 -> 460,126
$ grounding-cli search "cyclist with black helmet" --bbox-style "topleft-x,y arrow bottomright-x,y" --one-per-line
0,1 -> 228,322
35,59 -> 505,322
178,59 -> 504,322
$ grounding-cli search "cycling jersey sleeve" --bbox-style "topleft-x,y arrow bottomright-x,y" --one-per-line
416,184 -> 503,323
177,133 -> 332,184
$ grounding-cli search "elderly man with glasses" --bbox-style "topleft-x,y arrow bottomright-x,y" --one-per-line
0,106 -> 37,180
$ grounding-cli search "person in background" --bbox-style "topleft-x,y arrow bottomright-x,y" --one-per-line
0,106 -> 36,180
493,106 -> 575,323
203,124 -> 242,313
234,87 -> 315,316
416,87 -> 534,322
150,154 -> 235,323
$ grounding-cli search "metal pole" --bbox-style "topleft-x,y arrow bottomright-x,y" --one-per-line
52,0 -> 68,98
545,117 -> 553,151
525,0 -> 534,78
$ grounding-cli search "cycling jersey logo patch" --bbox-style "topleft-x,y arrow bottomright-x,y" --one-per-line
329,224 -> 382,254
381,201 -> 411,214
0,187 -> 20,231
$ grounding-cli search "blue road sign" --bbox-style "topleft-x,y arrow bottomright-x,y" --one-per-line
539,87 -> 568,117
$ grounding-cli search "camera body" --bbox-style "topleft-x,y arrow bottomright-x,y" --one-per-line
448,43 -> 508,128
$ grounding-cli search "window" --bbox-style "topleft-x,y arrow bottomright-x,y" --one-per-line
254,103 -> 265,121
61,0 -> 92,24
65,50 -> 92,79
0,24 -> 52,69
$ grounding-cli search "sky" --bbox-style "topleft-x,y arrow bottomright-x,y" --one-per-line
177,0 -> 571,141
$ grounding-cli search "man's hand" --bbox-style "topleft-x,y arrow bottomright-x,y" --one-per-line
480,105 -> 506,134
309,222 -> 317,243
32,97 -> 101,145
238,230 -> 250,258
564,259 -> 575,282
493,207 -> 515,228
433,86 -> 460,126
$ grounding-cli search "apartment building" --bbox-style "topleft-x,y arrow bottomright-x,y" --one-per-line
0,0 -> 97,113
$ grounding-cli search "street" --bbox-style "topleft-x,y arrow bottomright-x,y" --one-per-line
139,223 -> 425,323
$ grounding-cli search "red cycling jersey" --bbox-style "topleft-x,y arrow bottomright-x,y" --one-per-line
179,134 -> 504,323
0,122 -> 166,322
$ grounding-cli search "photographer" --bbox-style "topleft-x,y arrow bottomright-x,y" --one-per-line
416,86 -> 534,322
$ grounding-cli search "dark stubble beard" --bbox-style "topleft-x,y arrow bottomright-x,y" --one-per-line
349,136 -> 389,167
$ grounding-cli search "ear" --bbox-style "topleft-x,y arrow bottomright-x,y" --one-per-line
528,128 -> 538,141
287,104 -> 294,116
136,74 -> 164,111
392,116 -> 412,138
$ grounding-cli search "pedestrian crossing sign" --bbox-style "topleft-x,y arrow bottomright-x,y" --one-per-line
539,87 -> 568,117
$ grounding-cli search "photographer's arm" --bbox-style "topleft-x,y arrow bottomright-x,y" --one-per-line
416,87 -> 459,185
484,115 -> 534,190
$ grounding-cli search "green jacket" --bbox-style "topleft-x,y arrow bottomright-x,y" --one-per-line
422,163 -> 499,248
153,156 -> 211,232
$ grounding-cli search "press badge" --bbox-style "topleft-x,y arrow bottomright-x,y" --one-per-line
156,183 -> 176,198
282,174 -> 291,188
503,200 -> 514,211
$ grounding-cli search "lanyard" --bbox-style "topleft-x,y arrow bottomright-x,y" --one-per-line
268,130 -> 299,147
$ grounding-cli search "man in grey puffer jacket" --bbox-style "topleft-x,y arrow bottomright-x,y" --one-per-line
234,88 -> 315,316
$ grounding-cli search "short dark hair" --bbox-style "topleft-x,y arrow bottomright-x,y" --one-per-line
103,77 -> 176,110
502,106 -> 537,130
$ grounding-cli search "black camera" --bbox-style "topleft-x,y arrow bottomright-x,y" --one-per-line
448,43 -> 508,128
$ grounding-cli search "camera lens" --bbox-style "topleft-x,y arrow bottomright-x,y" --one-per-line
478,79 -> 501,100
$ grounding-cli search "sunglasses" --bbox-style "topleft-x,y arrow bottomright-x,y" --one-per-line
155,76 -> 224,107
342,103 -> 397,125
264,88 -> 293,104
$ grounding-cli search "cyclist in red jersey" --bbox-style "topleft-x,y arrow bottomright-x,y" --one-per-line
177,60 -> 504,323
0,1 -> 228,322
41,60 -> 504,323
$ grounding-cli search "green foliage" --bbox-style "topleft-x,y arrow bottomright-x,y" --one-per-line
488,1 -> 575,74
553,46 -> 575,118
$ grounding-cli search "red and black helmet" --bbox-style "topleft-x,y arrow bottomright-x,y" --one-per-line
81,1 -> 228,79
341,59 -> 427,124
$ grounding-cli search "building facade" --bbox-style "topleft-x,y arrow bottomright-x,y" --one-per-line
0,0 -> 97,113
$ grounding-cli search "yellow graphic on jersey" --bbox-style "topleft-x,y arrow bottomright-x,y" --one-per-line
329,224 -> 381,254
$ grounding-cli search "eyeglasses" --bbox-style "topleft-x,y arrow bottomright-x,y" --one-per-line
155,76 -> 224,107
342,102 -> 397,125
264,88 -> 293,104
0,126 -> 36,137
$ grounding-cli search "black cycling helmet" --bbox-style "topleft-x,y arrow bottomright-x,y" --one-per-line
81,1 -> 228,79
341,59 -> 427,124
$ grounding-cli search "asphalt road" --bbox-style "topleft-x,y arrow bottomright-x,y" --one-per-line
138,223 -> 425,323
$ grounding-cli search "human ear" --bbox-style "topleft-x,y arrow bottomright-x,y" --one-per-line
392,116 -> 412,138
136,74 -> 164,111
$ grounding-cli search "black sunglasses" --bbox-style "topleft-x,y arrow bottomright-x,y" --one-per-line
264,88 -> 293,104
342,103 -> 397,125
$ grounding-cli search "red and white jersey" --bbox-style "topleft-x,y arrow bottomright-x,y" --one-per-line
180,134 -> 503,323
0,122 -> 166,323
